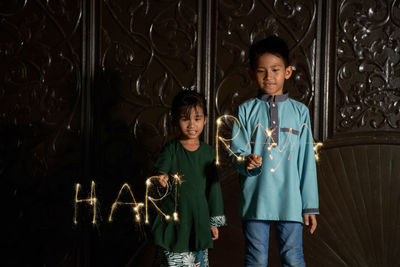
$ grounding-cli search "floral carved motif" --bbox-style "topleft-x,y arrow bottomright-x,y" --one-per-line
0,1 -> 83,174
100,0 -> 199,172
216,0 -> 318,115
336,0 -> 400,130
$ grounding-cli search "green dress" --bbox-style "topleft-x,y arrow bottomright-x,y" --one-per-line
152,139 -> 225,253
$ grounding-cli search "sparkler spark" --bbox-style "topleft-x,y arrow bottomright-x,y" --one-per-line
73,174 -> 183,225
313,142 -> 323,162
108,183 -> 144,223
215,115 -> 277,165
215,115 -> 323,171
173,212 -> 179,221
73,181 -> 98,225
145,174 -> 182,224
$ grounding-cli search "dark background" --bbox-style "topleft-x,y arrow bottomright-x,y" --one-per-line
1,0 -> 400,266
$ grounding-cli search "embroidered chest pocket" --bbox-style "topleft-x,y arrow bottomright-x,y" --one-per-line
280,127 -> 300,136
278,127 -> 300,148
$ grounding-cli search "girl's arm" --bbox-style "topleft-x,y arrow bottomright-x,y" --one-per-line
157,173 -> 168,188
206,159 -> 226,228
211,226 -> 219,240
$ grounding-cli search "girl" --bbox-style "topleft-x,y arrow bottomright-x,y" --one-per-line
152,90 -> 226,267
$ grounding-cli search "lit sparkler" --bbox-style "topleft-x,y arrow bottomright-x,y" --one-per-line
145,174 -> 182,224
215,115 -> 323,172
73,174 -> 183,225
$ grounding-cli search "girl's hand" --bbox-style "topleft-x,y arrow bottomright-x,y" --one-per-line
246,154 -> 262,170
304,214 -> 317,234
211,226 -> 219,240
158,174 -> 168,188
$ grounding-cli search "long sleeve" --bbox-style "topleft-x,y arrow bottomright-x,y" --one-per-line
230,105 -> 262,177
206,159 -> 226,227
154,144 -> 172,175
297,110 -> 319,214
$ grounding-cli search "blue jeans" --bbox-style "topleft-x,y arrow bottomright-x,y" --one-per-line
242,220 -> 305,267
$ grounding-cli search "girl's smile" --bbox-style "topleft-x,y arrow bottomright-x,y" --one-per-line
178,105 -> 207,145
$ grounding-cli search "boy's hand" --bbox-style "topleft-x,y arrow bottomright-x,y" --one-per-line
158,174 -> 169,188
246,154 -> 262,170
211,226 -> 219,240
304,214 -> 317,234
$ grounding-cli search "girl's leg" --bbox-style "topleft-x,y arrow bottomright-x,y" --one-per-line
152,246 -> 169,267
153,246 -> 209,267
275,222 -> 305,267
242,220 -> 271,267
193,249 -> 209,267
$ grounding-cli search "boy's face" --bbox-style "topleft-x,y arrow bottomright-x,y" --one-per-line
178,105 -> 207,141
252,52 -> 292,96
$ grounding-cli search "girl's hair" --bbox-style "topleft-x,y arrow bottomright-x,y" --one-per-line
171,90 -> 207,121
249,35 -> 290,70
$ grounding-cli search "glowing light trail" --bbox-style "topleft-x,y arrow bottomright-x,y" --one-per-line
73,174 -> 183,225
73,181 -> 97,224
215,115 -> 323,172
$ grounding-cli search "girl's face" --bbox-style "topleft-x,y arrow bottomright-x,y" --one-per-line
178,105 -> 207,141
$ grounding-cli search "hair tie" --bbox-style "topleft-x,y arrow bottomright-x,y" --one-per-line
182,85 -> 197,91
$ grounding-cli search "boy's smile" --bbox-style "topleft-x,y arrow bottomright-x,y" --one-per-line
252,53 -> 292,96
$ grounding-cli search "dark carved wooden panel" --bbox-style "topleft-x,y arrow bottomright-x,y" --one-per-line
0,0 -> 83,266
332,0 -> 400,135
2,0 -> 399,266
215,0 -> 319,116
99,0 -> 200,175
308,145 -> 400,267
94,0 -> 201,266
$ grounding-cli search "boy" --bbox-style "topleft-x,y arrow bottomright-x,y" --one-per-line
230,35 -> 319,267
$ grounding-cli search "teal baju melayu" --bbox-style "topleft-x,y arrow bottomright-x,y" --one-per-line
230,92 -> 319,223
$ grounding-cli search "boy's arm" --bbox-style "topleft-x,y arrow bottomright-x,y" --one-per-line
304,214 -> 317,234
230,106 -> 262,177
298,109 -> 319,216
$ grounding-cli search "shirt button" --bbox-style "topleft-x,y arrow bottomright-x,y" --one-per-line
272,121 -> 276,124
272,104 -> 275,107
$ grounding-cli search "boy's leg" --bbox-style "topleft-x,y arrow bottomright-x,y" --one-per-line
242,220 -> 270,267
275,221 -> 305,267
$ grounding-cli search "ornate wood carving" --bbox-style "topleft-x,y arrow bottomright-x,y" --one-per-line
0,0 -> 83,176
335,0 -> 400,132
1,1 -> 83,266
215,0 -> 319,116
96,1 -> 200,265
99,0 -> 200,176
2,1 -> 400,266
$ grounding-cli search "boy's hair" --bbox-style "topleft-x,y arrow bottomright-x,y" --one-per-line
171,90 -> 207,121
249,35 -> 290,70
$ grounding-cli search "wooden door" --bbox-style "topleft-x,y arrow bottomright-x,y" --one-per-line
1,0 -> 399,266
